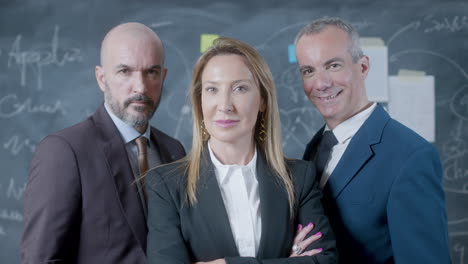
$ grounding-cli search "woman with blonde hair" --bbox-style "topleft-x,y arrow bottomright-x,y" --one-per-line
146,37 -> 337,263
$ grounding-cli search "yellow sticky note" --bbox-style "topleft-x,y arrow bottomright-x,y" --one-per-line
200,34 -> 219,53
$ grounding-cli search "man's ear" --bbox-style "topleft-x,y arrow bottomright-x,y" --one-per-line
95,65 -> 106,93
358,55 -> 370,79
163,67 -> 168,79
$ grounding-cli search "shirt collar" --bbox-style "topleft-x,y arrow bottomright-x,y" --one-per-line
207,141 -> 257,182
104,103 -> 151,144
325,102 -> 377,144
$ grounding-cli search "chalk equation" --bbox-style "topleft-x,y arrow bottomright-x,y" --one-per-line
7,25 -> 82,90
0,94 -> 66,118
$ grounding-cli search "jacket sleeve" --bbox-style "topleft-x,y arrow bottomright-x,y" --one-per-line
387,145 -> 451,263
146,171 -> 191,264
21,135 -> 82,264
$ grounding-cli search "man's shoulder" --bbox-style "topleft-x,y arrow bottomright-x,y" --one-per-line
39,109 -> 111,151
383,117 -> 433,150
362,105 -> 433,151
50,116 -> 98,143
151,127 -> 182,145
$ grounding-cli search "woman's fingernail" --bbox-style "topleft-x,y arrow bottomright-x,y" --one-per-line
307,222 -> 313,227
317,248 -> 323,252
315,232 -> 322,236
297,224 -> 302,230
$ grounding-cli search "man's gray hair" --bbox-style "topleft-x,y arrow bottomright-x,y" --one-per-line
295,17 -> 364,63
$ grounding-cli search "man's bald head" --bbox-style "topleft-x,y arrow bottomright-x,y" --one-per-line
95,22 -> 167,133
100,22 -> 165,67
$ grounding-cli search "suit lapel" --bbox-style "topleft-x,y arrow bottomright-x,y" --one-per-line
325,104 -> 390,199
93,106 -> 147,250
256,151 -> 290,258
196,146 -> 239,256
150,128 -> 170,164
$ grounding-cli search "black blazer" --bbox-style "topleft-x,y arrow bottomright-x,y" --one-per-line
146,147 -> 337,264
21,105 -> 186,264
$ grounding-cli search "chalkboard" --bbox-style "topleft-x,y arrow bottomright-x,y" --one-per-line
1,0 -> 467,263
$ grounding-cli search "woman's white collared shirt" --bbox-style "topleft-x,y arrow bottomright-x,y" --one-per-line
208,142 -> 262,257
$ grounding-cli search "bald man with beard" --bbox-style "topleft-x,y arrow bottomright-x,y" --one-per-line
21,23 -> 186,264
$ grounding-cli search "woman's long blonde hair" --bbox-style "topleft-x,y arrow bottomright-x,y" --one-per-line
186,37 -> 295,214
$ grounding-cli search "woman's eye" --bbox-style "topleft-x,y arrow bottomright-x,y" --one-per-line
234,85 -> 247,92
205,87 -> 216,92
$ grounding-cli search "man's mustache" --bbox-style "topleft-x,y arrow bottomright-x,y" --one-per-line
124,94 -> 155,108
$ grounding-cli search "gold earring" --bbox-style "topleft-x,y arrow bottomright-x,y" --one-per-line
201,120 -> 210,141
258,113 -> 267,142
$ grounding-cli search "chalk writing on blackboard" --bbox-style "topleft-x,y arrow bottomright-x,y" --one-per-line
150,21 -> 174,28
0,208 -> 23,222
390,49 -> 468,81
5,178 -> 26,201
442,118 -> 468,194
7,25 -> 82,90
0,94 -> 66,118
450,85 -> 468,121
424,15 -> 468,33
3,135 -> 36,156
275,66 -> 303,104
387,15 -> 468,48
387,21 -> 421,47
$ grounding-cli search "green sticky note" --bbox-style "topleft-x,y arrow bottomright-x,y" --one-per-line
200,34 -> 219,53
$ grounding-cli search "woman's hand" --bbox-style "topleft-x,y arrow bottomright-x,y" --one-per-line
290,222 -> 323,257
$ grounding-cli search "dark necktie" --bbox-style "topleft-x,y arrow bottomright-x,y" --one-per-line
315,131 -> 338,177
135,136 -> 149,202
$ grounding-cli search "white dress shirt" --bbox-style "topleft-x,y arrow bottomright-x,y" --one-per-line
208,142 -> 262,257
319,103 -> 377,189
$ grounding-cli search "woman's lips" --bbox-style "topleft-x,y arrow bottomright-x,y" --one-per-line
215,120 -> 239,128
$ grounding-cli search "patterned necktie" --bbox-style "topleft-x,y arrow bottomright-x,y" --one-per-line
135,136 -> 149,202
315,131 -> 338,177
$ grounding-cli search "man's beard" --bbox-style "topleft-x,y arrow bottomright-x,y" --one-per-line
105,84 -> 161,131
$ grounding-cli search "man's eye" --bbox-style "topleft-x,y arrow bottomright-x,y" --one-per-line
118,68 -> 129,74
329,63 -> 341,70
301,68 -> 313,76
148,69 -> 160,75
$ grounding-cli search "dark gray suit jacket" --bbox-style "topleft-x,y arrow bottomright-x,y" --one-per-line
146,147 -> 338,264
21,105 -> 186,264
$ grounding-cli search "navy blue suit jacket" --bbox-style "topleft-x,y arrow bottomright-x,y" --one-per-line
303,104 -> 450,263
